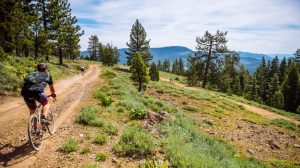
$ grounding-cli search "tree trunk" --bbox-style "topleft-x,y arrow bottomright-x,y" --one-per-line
59,47 -> 63,65
34,32 -> 38,59
202,40 -> 213,88
45,55 -> 49,62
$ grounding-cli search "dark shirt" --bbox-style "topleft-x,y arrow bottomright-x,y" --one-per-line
21,71 -> 53,96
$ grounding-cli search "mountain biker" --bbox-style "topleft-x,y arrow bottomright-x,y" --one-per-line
21,63 -> 56,122
80,66 -> 85,75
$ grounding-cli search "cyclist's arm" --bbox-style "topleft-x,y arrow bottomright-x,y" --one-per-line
50,85 -> 55,95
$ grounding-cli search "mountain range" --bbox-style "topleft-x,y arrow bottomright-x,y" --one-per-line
80,46 -> 293,73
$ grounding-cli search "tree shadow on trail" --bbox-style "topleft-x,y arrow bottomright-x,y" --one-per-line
0,141 -> 37,167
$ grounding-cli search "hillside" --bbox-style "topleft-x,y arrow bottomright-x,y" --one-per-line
81,46 -> 293,73
1,65 -> 299,167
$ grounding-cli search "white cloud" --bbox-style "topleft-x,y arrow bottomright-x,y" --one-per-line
70,0 -> 300,53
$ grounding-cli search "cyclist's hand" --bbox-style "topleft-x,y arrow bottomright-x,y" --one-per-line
51,94 -> 57,102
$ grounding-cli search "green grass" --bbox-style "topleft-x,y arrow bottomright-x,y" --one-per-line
114,124 -> 155,156
0,54 -> 90,95
58,138 -> 78,153
182,105 -> 198,112
86,163 -> 98,168
160,71 -> 300,122
80,147 -> 91,154
269,159 -> 300,168
95,153 -> 108,161
270,119 -> 298,130
93,133 -> 107,145
101,67 -> 266,167
76,106 -> 104,127
103,123 -> 118,135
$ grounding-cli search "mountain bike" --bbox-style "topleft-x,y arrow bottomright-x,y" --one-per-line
28,95 -> 55,150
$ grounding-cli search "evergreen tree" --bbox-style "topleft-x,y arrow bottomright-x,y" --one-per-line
99,43 -> 119,66
178,57 -> 185,75
279,57 -> 287,84
157,59 -> 162,71
294,49 -> 300,63
149,62 -> 159,81
125,19 -> 152,65
271,91 -> 284,109
186,55 -> 204,86
172,58 -> 178,74
88,35 -> 99,61
282,63 -> 299,112
130,52 -> 150,92
196,30 -> 228,88
162,59 -> 170,72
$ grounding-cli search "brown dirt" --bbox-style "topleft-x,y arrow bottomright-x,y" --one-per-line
0,64 -> 100,167
160,77 -> 300,125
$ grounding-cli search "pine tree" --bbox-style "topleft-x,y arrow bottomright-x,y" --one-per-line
157,60 -> 162,71
162,59 -> 170,72
294,49 -> 300,63
282,63 -> 299,112
186,55 -> 204,86
125,19 -> 152,65
130,52 -> 150,92
271,91 -> 284,109
196,30 -> 228,88
149,62 -> 159,81
178,57 -> 185,75
172,58 -> 178,74
99,43 -> 119,66
88,35 -> 99,61
279,57 -> 287,84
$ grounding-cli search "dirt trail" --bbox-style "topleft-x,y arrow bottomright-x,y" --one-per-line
0,64 -> 100,167
160,77 -> 300,125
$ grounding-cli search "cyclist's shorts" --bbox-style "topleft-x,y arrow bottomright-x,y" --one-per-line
23,92 -> 48,110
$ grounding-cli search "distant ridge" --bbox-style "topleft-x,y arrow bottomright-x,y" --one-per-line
80,46 -> 293,73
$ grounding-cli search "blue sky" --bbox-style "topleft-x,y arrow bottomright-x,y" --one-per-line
70,0 -> 300,54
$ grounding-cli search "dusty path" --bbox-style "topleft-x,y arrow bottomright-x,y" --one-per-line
0,64 -> 100,167
160,77 -> 300,125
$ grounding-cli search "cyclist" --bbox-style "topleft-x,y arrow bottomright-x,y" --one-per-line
21,63 -> 56,123
80,66 -> 85,75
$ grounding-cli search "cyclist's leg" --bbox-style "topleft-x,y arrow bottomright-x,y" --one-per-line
23,97 -> 36,114
37,92 -> 50,117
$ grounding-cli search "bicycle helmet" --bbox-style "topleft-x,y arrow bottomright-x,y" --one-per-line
37,63 -> 47,71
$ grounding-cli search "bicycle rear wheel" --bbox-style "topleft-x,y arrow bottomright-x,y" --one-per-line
28,113 -> 43,150
46,109 -> 55,135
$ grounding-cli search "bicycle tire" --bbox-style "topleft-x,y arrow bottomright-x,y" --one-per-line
28,113 -> 43,150
46,109 -> 55,135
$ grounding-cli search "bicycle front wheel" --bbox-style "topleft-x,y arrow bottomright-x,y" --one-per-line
28,113 -> 43,150
46,109 -> 55,135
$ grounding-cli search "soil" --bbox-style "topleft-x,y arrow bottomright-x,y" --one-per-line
0,65 -> 101,167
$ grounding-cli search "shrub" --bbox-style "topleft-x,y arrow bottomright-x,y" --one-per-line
93,134 -> 107,145
101,97 -> 113,107
130,107 -> 147,120
95,153 -> 108,161
139,159 -> 169,168
104,124 -> 118,135
116,106 -> 125,113
102,70 -> 117,79
76,107 -> 104,127
80,147 -> 90,154
86,163 -> 98,168
182,105 -> 198,112
58,138 -> 78,153
114,124 -> 155,156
